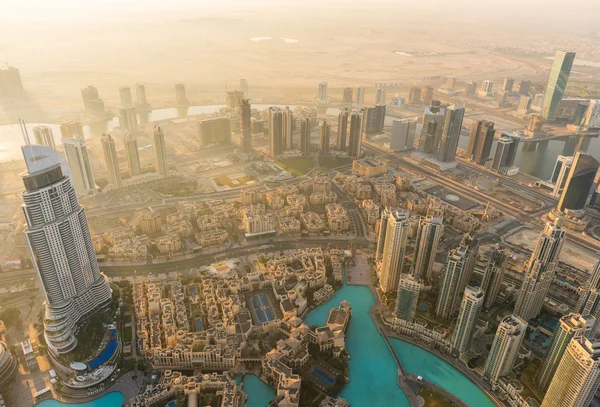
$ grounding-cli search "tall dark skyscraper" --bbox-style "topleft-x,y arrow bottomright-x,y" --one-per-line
542,51 -> 576,121
240,99 -> 252,153
337,108 -> 349,150
467,120 -> 496,165
269,107 -> 283,157
418,101 -> 445,154
153,126 -> 168,178
502,77 -> 514,92
518,80 -> 532,96
319,120 -> 331,156
124,131 -> 141,177
348,110 -> 363,158
101,133 -> 122,189
437,104 -> 465,162
491,132 -> 520,173
300,117 -> 311,156
362,105 -> 386,135
557,151 -> 600,212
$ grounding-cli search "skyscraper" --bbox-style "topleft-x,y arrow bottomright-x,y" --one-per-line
282,107 -> 293,150
347,110 -> 363,158
412,216 -> 444,280
389,119 -> 417,151
517,95 -> 531,115
576,260 -> 600,337
437,104 -> 465,162
467,120 -> 496,164
343,87 -> 353,104
452,286 -> 484,354
33,125 -> 55,149
541,336 -> 600,407
491,132 -> 520,173
542,51 -> 576,121
356,86 -> 365,106
478,80 -> 493,97
153,126 -> 168,178
379,211 -> 410,293
408,86 -> 422,104
124,131 -> 141,177
395,274 -> 421,322
269,107 -> 283,157
101,134 -> 122,189
421,86 -> 434,102
319,120 -> 331,156
418,101 -> 445,154
226,90 -> 244,111
135,83 -> 149,108
300,117 -> 311,156
240,78 -> 248,97
81,85 -> 104,111
60,121 -> 84,139
518,80 -> 532,96
175,83 -> 188,105
537,313 -> 595,391
318,82 -> 328,103
21,145 -> 112,356
375,87 -> 386,105
583,99 -> 600,129
376,208 -> 393,263
240,99 -> 252,153
484,315 -> 527,382
480,247 -> 506,309
362,105 -> 386,135
62,135 -> 96,193
198,117 -> 231,145
550,155 -> 574,197
557,151 -> 600,212
119,86 -> 132,106
337,109 -> 349,150
119,104 -> 138,131
502,77 -> 514,92
514,219 -> 566,321
436,243 -> 474,320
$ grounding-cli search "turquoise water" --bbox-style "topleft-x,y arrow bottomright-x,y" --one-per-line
304,281 -> 496,407
35,392 -> 125,407
235,374 -> 275,407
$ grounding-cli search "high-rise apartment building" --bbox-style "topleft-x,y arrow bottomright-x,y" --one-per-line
514,219 -> 566,321
557,151 -> 599,212
343,87 -> 353,104
21,145 -> 112,356
240,79 -> 248,97
541,336 -> 600,407
198,117 -> 231,145
518,80 -> 532,96
226,90 -> 244,111
517,95 -> 531,115
389,118 -> 417,151
465,81 -> 477,96
60,121 -> 84,139
0,66 -> 23,97
436,243 -> 474,320
119,86 -> 132,106
437,104 -> 465,163
379,211 -> 410,293
418,101 -> 445,154
124,131 -> 141,177
478,80 -> 493,97
337,108 -> 349,150
362,105 -> 386,135
421,86 -> 434,102
491,132 -> 520,173
175,83 -> 188,105
452,286 -> 484,354
81,85 -> 104,111
549,155 -> 574,197
135,83 -> 149,108
408,86 -> 422,104
467,120 -> 496,165
542,51 -> 576,121
484,315 -> 527,382
101,134 -> 122,189
347,110 -> 363,158
356,86 -> 365,106
583,99 -> 600,129
269,107 -> 283,157
376,208 -> 393,263
33,125 -> 55,149
119,104 -> 138,131
412,216 -> 444,280
480,247 -> 506,309
395,274 -> 421,322
282,107 -> 293,150
375,87 -> 386,105
318,82 -> 328,103
240,99 -> 252,152
153,126 -> 168,178
62,135 -> 96,193
300,117 -> 311,156
576,260 -> 600,337
537,313 -> 595,391
502,77 -> 514,92
319,120 -> 331,156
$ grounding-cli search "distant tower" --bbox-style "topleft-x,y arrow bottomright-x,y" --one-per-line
408,86 -> 422,104
20,145 -> 112,356
379,211 -> 410,293
175,83 -> 188,105
389,119 -> 417,151
60,121 -> 84,139
375,87 -> 386,105
541,336 -> 600,407
395,274 -> 421,322
240,79 -> 248,97
300,117 -> 311,156
356,86 -> 365,106
33,125 -> 55,149
557,151 -> 600,212
537,313 -> 595,391
502,77 -> 514,92
119,104 -> 138,131
81,85 -> 104,111
452,286 -> 484,355
576,260 -> 600,337
337,108 -> 349,150
124,131 -> 141,177
282,107 -> 293,150
478,80 -> 493,97
347,110 -> 363,158
412,216 -> 444,280
542,51 -> 576,121
319,120 -> 331,156
518,80 -> 532,96
153,126 -> 168,178
101,134 -> 122,189
343,87 -> 353,104
318,82 -> 328,103
437,104 -> 465,162
467,120 -> 496,164
62,135 -> 96,193
119,86 -> 133,106
480,247 -> 506,309
421,86 -> 434,102
514,219 -> 566,321
240,99 -> 252,153
135,84 -> 150,109
484,315 -> 527,382
269,107 -> 283,157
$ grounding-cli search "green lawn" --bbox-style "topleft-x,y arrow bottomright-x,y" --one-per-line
123,326 -> 133,343
276,157 -> 314,176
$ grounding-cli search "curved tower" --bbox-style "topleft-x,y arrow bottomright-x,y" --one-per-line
20,145 -> 112,356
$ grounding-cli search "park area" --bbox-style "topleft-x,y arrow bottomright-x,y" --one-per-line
276,157 -> 314,176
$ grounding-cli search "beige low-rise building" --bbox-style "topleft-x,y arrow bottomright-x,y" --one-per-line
241,187 -> 264,206
301,212 -> 325,233
155,234 -> 182,254
325,204 -> 350,233
266,192 -> 285,210
361,199 -> 380,225
355,183 -> 372,200
278,217 -> 301,236
309,191 -> 337,206
374,183 -> 396,206
313,174 -> 332,193
138,210 -> 163,235
195,229 -> 229,247
353,158 -> 387,177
